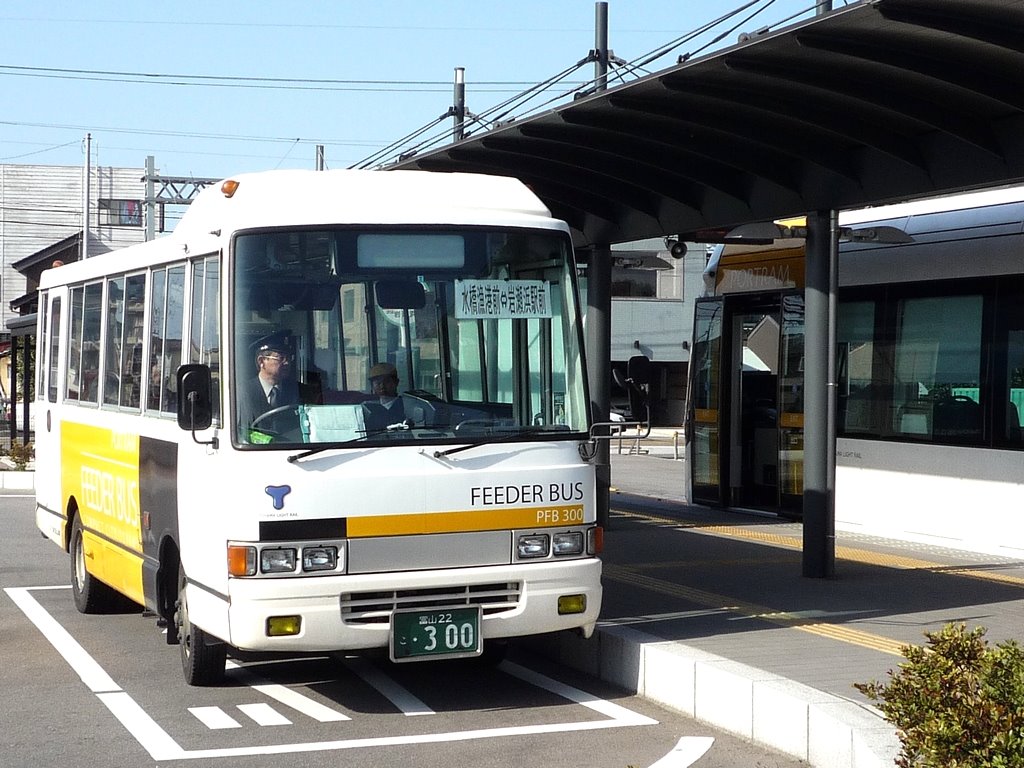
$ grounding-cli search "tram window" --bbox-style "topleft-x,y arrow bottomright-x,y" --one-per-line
838,300 -> 882,435
893,295 -> 983,442
995,286 -> 1024,445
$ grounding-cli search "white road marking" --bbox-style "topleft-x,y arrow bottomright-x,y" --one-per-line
189,706 -> 242,730
5,585 -> 120,693
7,585 -> 659,759
647,737 -> 715,767
238,703 -> 291,726
226,660 -> 351,722
600,608 -> 731,626
341,655 -> 434,716
99,691 -> 186,759
501,661 -> 658,725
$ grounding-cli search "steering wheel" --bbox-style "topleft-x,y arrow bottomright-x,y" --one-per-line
250,404 -> 302,439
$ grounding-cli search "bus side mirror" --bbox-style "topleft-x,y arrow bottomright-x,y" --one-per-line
177,364 -> 213,432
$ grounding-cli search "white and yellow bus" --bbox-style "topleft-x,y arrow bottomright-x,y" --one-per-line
34,169 -> 602,685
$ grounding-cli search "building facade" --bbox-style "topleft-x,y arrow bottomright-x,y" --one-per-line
1,163 -> 148,403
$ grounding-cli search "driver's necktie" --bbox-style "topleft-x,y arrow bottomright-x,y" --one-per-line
268,386 -> 278,407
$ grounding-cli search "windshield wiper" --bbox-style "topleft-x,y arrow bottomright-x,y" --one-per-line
433,424 -> 572,458
287,420 -> 429,463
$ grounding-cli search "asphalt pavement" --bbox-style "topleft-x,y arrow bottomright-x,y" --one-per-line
6,435 -> 1022,767
527,432 -> 1024,768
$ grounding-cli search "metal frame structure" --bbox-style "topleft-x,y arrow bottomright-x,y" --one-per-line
392,0 -> 1024,575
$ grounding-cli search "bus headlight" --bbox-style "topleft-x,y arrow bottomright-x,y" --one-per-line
261,547 -> 298,574
302,545 -> 338,572
552,531 -> 584,556
517,533 -> 550,559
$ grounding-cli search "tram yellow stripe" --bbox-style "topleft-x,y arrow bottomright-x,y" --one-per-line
346,505 -> 586,537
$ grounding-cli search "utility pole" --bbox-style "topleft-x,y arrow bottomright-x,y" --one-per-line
141,158 -> 220,239
145,155 -> 156,241
82,133 -> 91,259
316,145 -> 326,170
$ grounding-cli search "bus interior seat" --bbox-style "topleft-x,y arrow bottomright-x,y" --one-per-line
1008,400 -> 1022,442
322,390 -> 372,405
932,395 -> 982,439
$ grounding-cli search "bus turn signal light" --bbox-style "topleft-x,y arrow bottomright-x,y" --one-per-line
227,545 -> 257,576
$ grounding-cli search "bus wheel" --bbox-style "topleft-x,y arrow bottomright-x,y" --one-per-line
175,566 -> 226,686
70,516 -> 118,614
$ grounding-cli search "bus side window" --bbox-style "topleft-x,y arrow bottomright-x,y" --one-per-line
46,297 -> 61,403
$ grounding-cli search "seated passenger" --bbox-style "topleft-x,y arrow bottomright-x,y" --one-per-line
362,362 -> 407,432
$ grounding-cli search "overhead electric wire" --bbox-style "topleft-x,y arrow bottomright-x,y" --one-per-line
360,0 -> 826,168
0,64 -> 563,94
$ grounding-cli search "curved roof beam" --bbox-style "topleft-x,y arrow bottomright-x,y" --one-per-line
558,107 -> 805,195
719,53 -> 1005,159
606,90 -> 863,184
795,30 -> 1024,113
655,75 -> 929,173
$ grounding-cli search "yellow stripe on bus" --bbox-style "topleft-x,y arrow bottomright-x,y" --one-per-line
61,421 -> 145,604
347,505 -> 587,537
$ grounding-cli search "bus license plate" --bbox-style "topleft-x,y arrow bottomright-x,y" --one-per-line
390,606 -> 482,662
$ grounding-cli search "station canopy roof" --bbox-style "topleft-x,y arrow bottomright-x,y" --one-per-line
394,0 -> 1024,248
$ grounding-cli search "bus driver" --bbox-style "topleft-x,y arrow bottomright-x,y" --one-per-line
240,330 -> 300,430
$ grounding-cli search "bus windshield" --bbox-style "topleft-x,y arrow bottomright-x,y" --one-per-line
232,226 -> 587,447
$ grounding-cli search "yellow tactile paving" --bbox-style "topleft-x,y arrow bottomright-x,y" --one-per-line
602,563 -> 907,657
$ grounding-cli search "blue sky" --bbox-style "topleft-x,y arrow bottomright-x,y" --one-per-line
1,1 -> 834,180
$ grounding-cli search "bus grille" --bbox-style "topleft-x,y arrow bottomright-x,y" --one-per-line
340,582 -> 522,625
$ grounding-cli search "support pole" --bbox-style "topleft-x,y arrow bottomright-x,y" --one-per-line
19,335 -> 30,446
452,67 -> 466,142
315,145 -> 325,170
589,1 -> 612,529
8,336 -> 16,450
594,3 -> 609,90
588,244 -> 612,529
802,210 -> 837,577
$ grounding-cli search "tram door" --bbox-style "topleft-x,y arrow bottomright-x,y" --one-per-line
689,293 -> 805,516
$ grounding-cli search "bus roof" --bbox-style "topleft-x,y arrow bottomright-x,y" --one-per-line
174,169 -> 562,238
39,169 -> 569,290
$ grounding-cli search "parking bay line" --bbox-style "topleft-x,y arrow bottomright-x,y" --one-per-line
339,655 -> 434,716
7,584 -> 658,760
226,660 -> 351,722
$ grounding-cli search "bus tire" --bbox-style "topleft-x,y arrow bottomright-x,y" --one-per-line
70,515 -> 119,614
176,566 -> 226,686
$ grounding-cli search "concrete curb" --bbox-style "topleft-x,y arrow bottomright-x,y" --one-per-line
0,470 -> 34,490
525,625 -> 900,768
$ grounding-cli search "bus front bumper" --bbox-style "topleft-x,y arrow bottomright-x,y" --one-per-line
223,558 -> 602,653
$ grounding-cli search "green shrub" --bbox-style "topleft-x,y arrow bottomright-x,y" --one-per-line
7,441 -> 33,470
856,623 -> 1024,767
